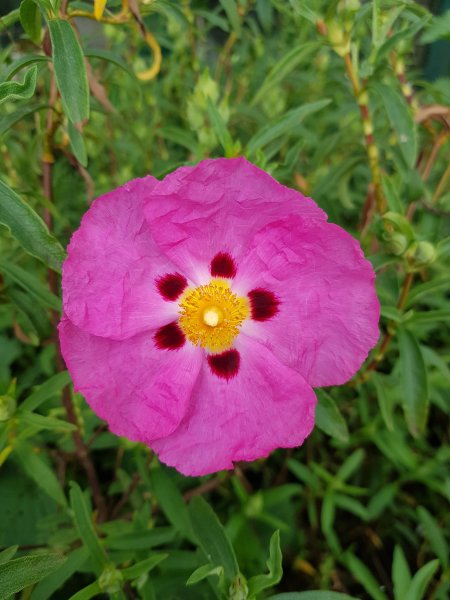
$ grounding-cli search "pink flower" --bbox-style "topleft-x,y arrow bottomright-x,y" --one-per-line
59,158 -> 379,476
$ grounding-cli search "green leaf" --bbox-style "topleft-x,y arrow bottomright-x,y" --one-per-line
409,309 -> 450,325
0,178 -> 66,271
0,259 -> 61,310
15,440 -> 67,506
248,530 -> 283,597
68,581 -> 101,600
405,560 -> 439,600
421,10 -> 450,43
372,373 -> 394,431
0,66 -> 37,105
343,551 -> 388,600
406,277 -> 450,307
336,449 -> 365,482
4,56 -> 49,81
48,19 -> 89,124
150,469 -> 193,541
247,99 -> 331,156
19,0 -> 41,44
417,507 -> 449,569
207,99 -> 234,156
20,411 -> 77,432
0,546 -> 18,566
315,389 -> 349,443
105,528 -> 176,550
122,554 -> 168,581
219,0 -> 240,33
20,371 -> 71,413
69,482 -> 109,573
373,83 -> 417,169
31,547 -> 89,600
266,593 -> 359,600
0,103 -> 48,137
186,563 -> 224,586
392,545 -> 412,599
0,8 -> 20,30
0,554 -> 66,598
158,126 -> 200,154
252,42 -> 319,106
67,121 -> 88,167
189,496 -> 239,582
398,329 -> 429,437
288,0 -> 320,24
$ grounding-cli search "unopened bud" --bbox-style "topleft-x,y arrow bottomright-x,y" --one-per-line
384,232 -> 408,256
406,241 -> 437,269
99,566 -> 123,594
229,575 -> 249,600
327,21 -> 350,57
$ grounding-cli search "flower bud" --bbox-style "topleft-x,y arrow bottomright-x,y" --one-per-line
0,395 -> 16,422
98,565 -> 123,594
229,575 -> 249,600
384,232 -> 409,256
327,21 -> 350,57
406,241 -> 437,269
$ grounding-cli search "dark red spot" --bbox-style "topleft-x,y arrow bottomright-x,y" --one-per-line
208,349 -> 240,380
248,288 -> 279,321
154,322 -> 185,350
156,273 -> 188,301
210,252 -> 237,278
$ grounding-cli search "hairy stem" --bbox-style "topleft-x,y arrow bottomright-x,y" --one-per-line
343,53 -> 386,214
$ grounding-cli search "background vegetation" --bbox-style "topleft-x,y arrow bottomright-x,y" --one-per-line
0,1 -> 449,598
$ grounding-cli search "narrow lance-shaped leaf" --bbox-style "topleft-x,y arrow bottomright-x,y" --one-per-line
373,82 -> 418,169
19,371 -> 72,413
31,547 -> 89,600
405,560 -> 439,600
15,440 -> 67,506
150,468 -> 194,541
0,259 -> 61,311
247,99 -> 331,156
248,530 -> 283,597
0,65 -> 37,105
189,496 -> 240,582
398,328 -> 429,437
315,389 -> 349,442
19,0 -> 41,43
0,554 -> 67,599
68,121 -> 88,167
0,178 -> 66,271
69,482 -> 109,574
48,19 -> 89,124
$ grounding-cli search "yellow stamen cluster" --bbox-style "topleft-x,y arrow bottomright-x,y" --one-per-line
178,279 -> 248,352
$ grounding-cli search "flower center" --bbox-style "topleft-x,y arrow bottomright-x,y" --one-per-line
178,279 -> 248,352
202,306 -> 223,327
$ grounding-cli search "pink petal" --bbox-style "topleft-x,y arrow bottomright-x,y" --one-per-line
143,157 -> 326,284
58,316 -> 202,441
62,176 -> 182,340
235,216 -> 380,387
151,335 -> 316,476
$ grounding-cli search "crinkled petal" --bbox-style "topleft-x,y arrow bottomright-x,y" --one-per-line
62,176 -> 182,340
151,335 -> 316,476
235,216 -> 380,387
143,157 -> 326,284
58,316 -> 202,441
